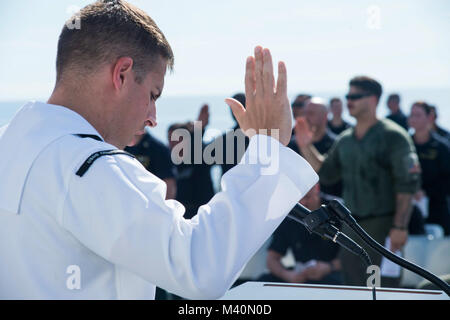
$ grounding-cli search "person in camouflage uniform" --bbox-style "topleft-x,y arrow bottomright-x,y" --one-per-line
295,76 -> 421,287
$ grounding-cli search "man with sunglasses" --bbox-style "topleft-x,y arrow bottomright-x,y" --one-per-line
295,76 -> 420,288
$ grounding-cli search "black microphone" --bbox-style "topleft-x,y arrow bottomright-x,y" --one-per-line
287,203 -> 368,260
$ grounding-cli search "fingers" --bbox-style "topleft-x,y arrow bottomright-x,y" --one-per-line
225,97 -> 246,124
199,105 -> 208,117
240,46 -> 291,144
254,46 -> 264,96
245,56 -> 255,105
197,104 -> 209,125
257,47 -> 287,98
249,47 -> 284,100
295,117 -> 313,148
295,117 -> 308,132
262,48 -> 274,94
276,61 -> 287,97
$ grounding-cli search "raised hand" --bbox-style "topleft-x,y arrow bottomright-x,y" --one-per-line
225,46 -> 292,146
197,104 -> 209,128
294,117 -> 314,149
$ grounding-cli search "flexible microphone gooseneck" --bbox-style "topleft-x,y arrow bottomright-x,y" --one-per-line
327,200 -> 450,297
286,203 -> 376,300
287,203 -> 370,264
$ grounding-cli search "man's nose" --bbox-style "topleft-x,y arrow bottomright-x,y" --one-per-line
145,118 -> 157,128
146,103 -> 157,127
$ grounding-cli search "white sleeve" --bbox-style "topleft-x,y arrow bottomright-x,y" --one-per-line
61,134 -> 318,299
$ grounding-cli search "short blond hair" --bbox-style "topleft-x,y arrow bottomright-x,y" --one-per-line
56,0 -> 174,84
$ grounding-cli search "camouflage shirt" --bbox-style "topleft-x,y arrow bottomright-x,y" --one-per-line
319,119 -> 421,218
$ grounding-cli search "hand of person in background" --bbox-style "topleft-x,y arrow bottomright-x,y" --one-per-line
294,117 -> 314,148
225,46 -> 292,146
413,189 -> 425,201
302,261 -> 332,281
389,228 -> 408,252
285,270 -> 307,284
197,104 -> 210,129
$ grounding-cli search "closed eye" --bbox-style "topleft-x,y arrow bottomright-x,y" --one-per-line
150,91 -> 161,102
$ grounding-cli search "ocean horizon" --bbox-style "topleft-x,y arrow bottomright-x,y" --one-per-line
1,87 -> 449,144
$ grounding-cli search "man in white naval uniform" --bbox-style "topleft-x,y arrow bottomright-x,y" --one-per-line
0,0 -> 317,299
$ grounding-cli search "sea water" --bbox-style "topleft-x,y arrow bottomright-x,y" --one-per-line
1,89 -> 448,192
1,88 -> 449,143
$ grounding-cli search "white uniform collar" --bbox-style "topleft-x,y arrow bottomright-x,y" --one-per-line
0,101 -> 103,215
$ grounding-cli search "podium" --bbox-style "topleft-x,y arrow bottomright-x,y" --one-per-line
221,282 -> 449,300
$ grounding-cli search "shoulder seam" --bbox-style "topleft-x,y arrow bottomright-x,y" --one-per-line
76,150 -> 136,177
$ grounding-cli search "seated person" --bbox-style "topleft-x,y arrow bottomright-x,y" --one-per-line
258,183 -> 343,285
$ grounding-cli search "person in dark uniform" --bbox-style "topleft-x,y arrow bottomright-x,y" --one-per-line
125,131 -> 176,199
258,183 -> 342,285
301,97 -> 338,153
328,97 -> 352,135
168,119 -> 215,220
289,97 -> 342,199
429,105 -> 450,144
386,93 -> 408,131
289,94 -> 312,137
291,94 -> 312,120
408,101 -> 450,235
207,93 -> 250,176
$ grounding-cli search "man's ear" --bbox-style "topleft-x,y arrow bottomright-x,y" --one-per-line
112,57 -> 134,91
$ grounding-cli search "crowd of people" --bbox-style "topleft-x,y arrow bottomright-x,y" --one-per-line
126,75 -> 450,297
4,0 -> 448,300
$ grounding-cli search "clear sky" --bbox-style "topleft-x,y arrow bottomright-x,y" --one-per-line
0,0 -> 449,101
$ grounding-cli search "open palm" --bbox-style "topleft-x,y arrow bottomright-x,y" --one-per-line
294,117 -> 314,148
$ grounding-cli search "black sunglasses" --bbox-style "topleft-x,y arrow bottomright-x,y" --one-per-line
345,93 -> 374,101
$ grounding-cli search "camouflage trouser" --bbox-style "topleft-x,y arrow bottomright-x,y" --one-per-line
338,215 -> 403,288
